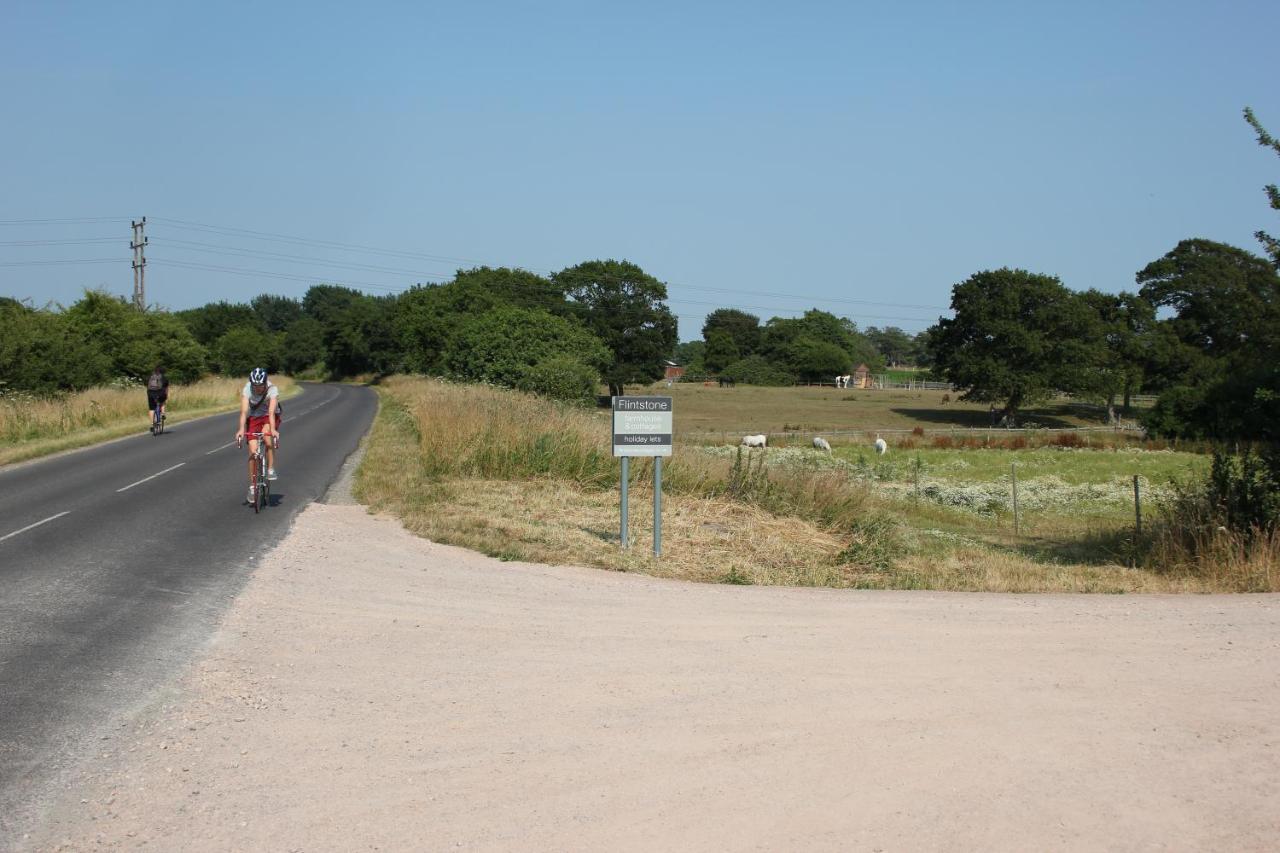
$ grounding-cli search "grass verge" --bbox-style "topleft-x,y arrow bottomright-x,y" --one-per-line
355,377 -> 1233,592
0,376 -> 300,466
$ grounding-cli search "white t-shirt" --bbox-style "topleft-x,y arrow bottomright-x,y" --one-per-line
242,382 -> 279,418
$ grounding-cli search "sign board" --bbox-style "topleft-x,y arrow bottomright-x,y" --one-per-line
612,396 -> 672,457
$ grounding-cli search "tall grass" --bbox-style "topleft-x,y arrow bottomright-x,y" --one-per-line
359,377 -> 1221,592
1143,473 -> 1279,592
384,376 -> 879,531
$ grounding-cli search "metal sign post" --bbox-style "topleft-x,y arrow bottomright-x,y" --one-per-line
620,456 -> 630,548
612,396 -> 673,558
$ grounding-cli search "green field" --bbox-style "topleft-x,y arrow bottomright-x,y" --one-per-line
651,383 -> 1141,438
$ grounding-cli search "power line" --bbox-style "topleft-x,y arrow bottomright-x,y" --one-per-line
0,238 -> 122,246
0,217 -> 131,226
148,258 -> 410,292
147,216 -> 951,313
149,238 -> 457,280
0,258 -> 122,266
149,217 -> 488,267
5,214 -> 952,325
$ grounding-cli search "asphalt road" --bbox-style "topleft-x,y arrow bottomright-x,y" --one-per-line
0,382 -> 377,837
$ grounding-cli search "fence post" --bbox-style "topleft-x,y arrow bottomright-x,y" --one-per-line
1011,462 -> 1020,536
1133,475 -> 1141,537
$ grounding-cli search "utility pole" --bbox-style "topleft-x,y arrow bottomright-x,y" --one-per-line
131,217 -> 147,310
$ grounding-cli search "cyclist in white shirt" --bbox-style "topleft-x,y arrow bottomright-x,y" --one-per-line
234,367 -> 279,504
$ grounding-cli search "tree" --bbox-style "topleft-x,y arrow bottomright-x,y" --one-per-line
757,309 -> 884,379
0,300 -> 110,391
1136,239 -> 1280,439
395,268 -> 569,375
1077,290 -> 1154,411
787,337 -> 853,382
64,290 -> 207,383
443,306 -> 610,390
865,326 -> 915,366
324,295 -> 399,378
251,294 -> 304,333
281,316 -> 326,375
301,286 -> 400,378
176,301 -> 260,347
702,330 -> 740,374
927,268 -> 1108,419
671,340 -> 706,377
702,309 -> 761,359
1244,107 -> 1280,268
214,325 -> 280,377
720,355 -> 795,386
553,260 -> 678,396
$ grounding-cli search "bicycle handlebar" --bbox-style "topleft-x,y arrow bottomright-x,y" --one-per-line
236,432 -> 278,450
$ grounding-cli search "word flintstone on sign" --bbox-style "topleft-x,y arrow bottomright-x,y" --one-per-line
615,398 -> 672,411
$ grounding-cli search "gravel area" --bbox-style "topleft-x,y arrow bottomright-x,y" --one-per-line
20,504 -> 1280,851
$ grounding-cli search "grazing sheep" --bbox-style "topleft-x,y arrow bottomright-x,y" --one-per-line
741,434 -> 768,449
874,436 -> 888,455
813,436 -> 832,452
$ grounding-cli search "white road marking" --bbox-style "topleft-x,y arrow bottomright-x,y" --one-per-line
0,511 -> 71,543
116,462 -> 186,493
206,441 -> 236,455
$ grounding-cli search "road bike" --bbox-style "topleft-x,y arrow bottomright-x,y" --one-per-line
150,404 -> 165,435
238,431 -> 273,513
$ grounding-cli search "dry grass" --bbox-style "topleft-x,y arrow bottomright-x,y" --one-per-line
0,376 -> 298,466
356,376 -> 1214,593
1143,523 -> 1279,593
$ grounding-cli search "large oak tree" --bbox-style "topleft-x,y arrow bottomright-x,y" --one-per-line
927,268 -> 1107,419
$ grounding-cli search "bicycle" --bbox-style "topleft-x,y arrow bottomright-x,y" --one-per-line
150,402 -> 166,436
237,431 -> 274,513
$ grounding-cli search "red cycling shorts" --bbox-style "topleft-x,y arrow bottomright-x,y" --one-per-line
246,415 -> 273,437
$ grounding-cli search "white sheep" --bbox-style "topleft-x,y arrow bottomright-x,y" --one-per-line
741,434 -> 768,449
874,435 -> 888,455
812,436 -> 831,452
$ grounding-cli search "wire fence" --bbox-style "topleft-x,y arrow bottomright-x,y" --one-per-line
679,422 -> 1145,444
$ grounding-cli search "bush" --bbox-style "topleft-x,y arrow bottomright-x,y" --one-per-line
1207,447 -> 1280,535
444,307 -> 610,389
515,356 -> 600,406
1141,446 -> 1280,591
720,355 -> 795,386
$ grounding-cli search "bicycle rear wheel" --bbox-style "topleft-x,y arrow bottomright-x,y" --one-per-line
258,450 -> 268,512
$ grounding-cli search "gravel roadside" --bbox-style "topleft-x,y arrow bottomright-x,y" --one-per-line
19,504 -> 1280,851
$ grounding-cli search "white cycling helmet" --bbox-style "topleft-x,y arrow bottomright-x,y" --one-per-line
249,367 -> 268,385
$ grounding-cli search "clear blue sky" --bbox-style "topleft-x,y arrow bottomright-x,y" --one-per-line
2,0 -> 1277,341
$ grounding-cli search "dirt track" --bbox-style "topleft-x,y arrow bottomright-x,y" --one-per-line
22,504 -> 1280,851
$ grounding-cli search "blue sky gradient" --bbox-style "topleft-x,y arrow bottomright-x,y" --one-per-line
2,1 -> 1277,339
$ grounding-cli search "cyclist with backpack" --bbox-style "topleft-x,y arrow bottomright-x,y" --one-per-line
146,365 -> 169,433
234,367 -> 280,505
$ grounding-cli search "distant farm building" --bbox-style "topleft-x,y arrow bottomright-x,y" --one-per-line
664,361 -> 685,382
851,364 -> 873,389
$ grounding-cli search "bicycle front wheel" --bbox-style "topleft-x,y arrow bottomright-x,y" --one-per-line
251,456 -> 261,514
